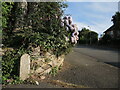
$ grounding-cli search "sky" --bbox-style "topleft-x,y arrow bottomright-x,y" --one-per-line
64,2 -> 118,37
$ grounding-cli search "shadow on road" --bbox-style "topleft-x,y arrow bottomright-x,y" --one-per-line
74,45 -> 120,68
75,44 -> 120,52
104,62 -> 120,68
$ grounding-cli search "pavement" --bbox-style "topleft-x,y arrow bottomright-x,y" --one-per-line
3,45 -> 120,88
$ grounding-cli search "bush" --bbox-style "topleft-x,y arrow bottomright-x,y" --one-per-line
2,48 -> 25,84
2,2 -> 74,84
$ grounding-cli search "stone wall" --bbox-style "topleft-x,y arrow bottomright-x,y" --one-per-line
20,46 -> 65,80
30,52 -> 64,76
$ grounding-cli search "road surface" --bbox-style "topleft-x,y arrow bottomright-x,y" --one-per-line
49,45 -> 119,88
3,45 -> 119,88
75,45 -> 120,68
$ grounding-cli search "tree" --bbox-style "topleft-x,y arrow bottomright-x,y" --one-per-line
111,12 -> 120,25
113,12 -> 120,38
78,28 -> 98,45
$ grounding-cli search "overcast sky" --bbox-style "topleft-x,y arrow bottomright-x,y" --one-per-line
64,2 -> 118,37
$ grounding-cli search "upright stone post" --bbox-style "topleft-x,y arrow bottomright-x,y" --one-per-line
20,54 -> 30,80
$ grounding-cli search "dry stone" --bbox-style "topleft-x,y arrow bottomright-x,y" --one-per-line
42,68 -> 51,75
20,54 -> 30,80
31,46 -> 40,56
52,59 -> 58,67
40,76 -> 45,80
0,48 -> 3,56
42,64 -> 51,70
45,52 -> 51,57
30,51 -> 65,77
35,67 -> 44,73
58,57 -> 64,67
48,61 -> 53,66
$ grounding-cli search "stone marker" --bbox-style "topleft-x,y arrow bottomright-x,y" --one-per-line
20,54 -> 30,80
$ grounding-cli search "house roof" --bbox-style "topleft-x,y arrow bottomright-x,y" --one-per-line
103,25 -> 115,33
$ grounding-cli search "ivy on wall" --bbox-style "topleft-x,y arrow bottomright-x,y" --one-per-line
2,2 -> 74,84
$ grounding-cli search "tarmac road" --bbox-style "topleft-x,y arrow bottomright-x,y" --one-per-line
49,45 -> 119,88
74,45 -> 120,68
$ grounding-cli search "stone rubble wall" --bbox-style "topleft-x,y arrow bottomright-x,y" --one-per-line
31,55 -> 64,76
30,52 -> 64,76
2,46 -> 65,81
0,48 -> 3,56
20,46 -> 65,80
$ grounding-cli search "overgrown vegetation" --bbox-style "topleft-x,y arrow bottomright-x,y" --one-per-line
2,2 -> 73,84
49,66 -> 59,76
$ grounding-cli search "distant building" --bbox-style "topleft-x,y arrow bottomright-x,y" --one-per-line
103,25 -> 114,38
104,25 -> 120,39
104,9 -> 120,39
